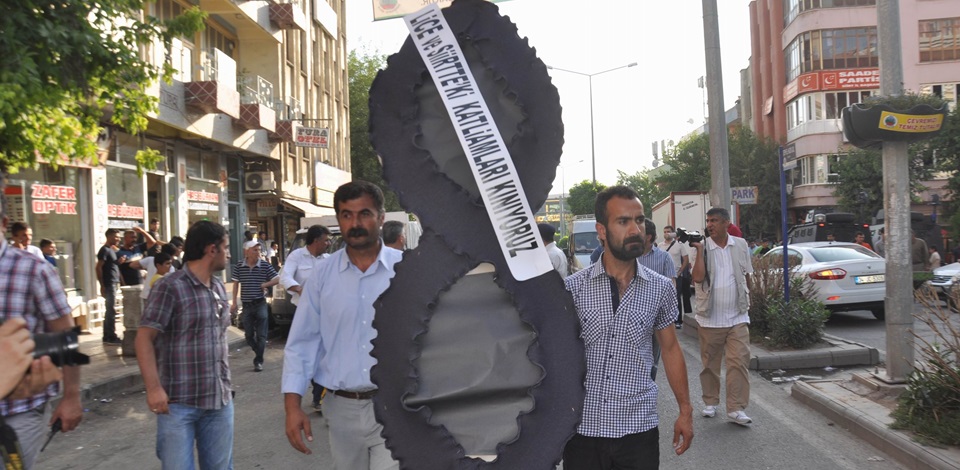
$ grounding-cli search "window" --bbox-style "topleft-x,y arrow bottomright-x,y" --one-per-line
920,82 -> 960,111
920,18 -> 960,62
784,0 -> 876,27
825,90 -> 872,118
785,28 -> 878,81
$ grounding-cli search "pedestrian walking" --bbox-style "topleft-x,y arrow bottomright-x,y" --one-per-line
691,207 -> 755,426
96,229 -> 124,344
539,223 -> 568,276
135,221 -> 234,470
282,181 -> 402,469
230,241 -> 279,372
660,225 -> 691,327
562,186 -> 693,469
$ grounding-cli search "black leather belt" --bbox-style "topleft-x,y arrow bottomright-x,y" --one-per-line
333,389 -> 377,400
243,298 -> 266,306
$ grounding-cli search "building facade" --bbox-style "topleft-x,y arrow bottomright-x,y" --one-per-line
3,0 -> 351,325
748,0 -> 959,223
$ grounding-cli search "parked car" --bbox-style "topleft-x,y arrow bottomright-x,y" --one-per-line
764,242 -> 886,320
930,262 -> 960,312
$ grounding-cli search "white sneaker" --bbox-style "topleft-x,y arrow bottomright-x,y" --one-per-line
701,405 -> 717,418
728,410 -> 752,426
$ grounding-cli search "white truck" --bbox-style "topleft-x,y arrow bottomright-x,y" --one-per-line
651,191 -> 710,234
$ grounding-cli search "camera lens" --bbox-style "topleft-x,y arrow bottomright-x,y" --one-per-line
33,327 -> 90,367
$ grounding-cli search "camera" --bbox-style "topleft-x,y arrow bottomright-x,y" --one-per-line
676,228 -> 704,244
33,327 -> 90,367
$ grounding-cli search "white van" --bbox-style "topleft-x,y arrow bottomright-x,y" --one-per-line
569,216 -> 599,268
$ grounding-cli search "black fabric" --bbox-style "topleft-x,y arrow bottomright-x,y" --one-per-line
562,428 -> 660,470
368,0 -> 585,466
97,245 -> 119,286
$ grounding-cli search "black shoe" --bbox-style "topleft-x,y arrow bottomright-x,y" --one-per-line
103,336 -> 122,344
254,363 -> 263,372
675,322 -> 683,330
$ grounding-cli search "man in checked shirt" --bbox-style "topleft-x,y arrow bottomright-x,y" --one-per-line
136,221 -> 234,470
563,186 -> 693,469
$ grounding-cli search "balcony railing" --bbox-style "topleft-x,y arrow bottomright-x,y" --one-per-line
269,96 -> 302,142
184,48 -> 239,119
238,75 -> 275,108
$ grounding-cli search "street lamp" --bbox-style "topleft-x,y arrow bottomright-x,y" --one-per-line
547,62 -> 638,185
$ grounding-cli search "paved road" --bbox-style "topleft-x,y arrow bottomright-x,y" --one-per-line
824,300 -> 960,358
36,334 -> 901,469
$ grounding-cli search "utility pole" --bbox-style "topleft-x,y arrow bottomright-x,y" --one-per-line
702,0 -> 731,210
878,0 -> 913,382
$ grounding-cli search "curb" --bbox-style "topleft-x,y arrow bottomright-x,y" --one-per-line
680,313 -> 880,370
792,379 -> 960,470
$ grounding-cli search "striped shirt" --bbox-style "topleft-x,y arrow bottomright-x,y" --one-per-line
140,267 -> 232,409
564,259 -> 677,438
638,246 -> 676,279
231,259 -> 278,303
0,242 -> 71,416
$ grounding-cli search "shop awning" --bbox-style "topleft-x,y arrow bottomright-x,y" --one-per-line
280,198 -> 333,217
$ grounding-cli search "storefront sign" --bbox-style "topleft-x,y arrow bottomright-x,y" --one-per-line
732,186 -> 759,205
878,111 -> 944,133
783,68 -> 880,103
107,203 -> 145,219
187,189 -> 220,204
257,198 -> 279,217
3,185 -> 26,223
295,127 -> 329,148
30,183 -> 78,215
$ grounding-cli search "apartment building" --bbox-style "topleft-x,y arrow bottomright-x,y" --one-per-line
748,0 -> 959,223
3,0 -> 350,321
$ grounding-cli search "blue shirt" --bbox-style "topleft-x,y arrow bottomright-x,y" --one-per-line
638,246 -> 676,280
563,259 -> 677,438
281,245 -> 402,395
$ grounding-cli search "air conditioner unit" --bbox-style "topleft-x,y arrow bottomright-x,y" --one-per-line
245,171 -> 276,192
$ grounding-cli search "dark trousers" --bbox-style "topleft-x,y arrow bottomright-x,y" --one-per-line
679,276 -> 692,317
311,380 -> 324,405
563,428 -> 660,470
103,283 -> 118,339
243,300 -> 268,365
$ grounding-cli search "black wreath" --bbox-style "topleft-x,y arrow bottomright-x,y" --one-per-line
368,0 -> 586,469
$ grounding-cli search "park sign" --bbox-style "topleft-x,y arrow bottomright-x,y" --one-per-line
732,186 -> 758,205
295,127 -> 329,148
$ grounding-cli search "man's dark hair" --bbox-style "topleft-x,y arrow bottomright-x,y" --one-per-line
644,219 -> 657,244
664,225 -> 674,231
258,231 -> 267,239
706,207 -> 730,221
879,227 -> 885,235
105,228 -> 119,238
169,236 -> 184,248
39,238 -> 54,249
161,243 -> 179,257
10,221 -> 28,236
382,221 -> 405,245
856,231 -> 865,237
334,180 -> 385,215
153,251 -> 172,266
537,223 -> 556,242
150,218 -> 159,225
243,230 -> 254,242
595,185 -> 640,225
305,225 -> 332,245
182,221 -> 228,262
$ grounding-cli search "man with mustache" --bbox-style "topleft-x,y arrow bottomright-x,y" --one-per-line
690,207 -> 754,426
563,185 -> 693,469
282,181 -> 402,469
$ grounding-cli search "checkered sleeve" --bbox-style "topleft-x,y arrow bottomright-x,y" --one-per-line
654,278 -> 678,331
34,261 -> 70,322
140,277 -> 176,332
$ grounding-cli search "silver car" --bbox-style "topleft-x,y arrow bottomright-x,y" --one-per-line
765,242 -> 886,320
930,261 -> 960,312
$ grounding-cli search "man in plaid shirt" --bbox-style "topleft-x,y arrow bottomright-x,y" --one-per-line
563,186 -> 693,469
136,221 -> 234,469
0,187 -> 83,469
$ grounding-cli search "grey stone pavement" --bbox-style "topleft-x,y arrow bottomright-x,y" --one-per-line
44,311 -> 959,470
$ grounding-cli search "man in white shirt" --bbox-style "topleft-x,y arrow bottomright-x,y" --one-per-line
538,223 -> 568,276
690,207 -> 754,427
279,225 -> 331,307
660,225 -> 690,328
9,221 -> 44,260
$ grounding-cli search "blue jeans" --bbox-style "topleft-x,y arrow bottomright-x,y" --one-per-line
243,300 -> 268,365
157,402 -> 234,470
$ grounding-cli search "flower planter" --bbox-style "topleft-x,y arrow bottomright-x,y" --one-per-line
841,102 -> 948,149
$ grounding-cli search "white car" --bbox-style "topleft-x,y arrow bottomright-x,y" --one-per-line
764,242 -> 886,320
930,261 -> 960,311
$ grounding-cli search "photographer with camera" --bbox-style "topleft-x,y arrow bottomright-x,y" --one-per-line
0,189 -> 83,469
689,207 -> 754,427
0,319 -> 63,401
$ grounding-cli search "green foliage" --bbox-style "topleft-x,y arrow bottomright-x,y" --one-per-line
658,133 -> 711,192
567,180 -> 605,216
922,106 -> 960,239
831,146 -> 932,222
765,297 -> 830,349
348,49 -> 401,212
616,169 -> 668,216
862,92 -> 949,110
747,253 -> 820,340
0,1 -> 207,173
890,297 -> 960,446
557,235 -> 569,250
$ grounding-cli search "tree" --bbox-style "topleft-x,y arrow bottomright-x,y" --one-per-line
0,1 -> 207,175
348,49 -> 402,212
832,146 -> 934,223
616,169 -> 668,216
923,106 -> 960,238
657,133 -> 712,193
567,180 -> 606,216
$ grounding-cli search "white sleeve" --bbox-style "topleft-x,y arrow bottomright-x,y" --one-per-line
279,251 -> 301,290
281,268 -> 323,396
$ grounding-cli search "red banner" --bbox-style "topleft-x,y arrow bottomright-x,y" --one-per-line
784,68 -> 879,103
